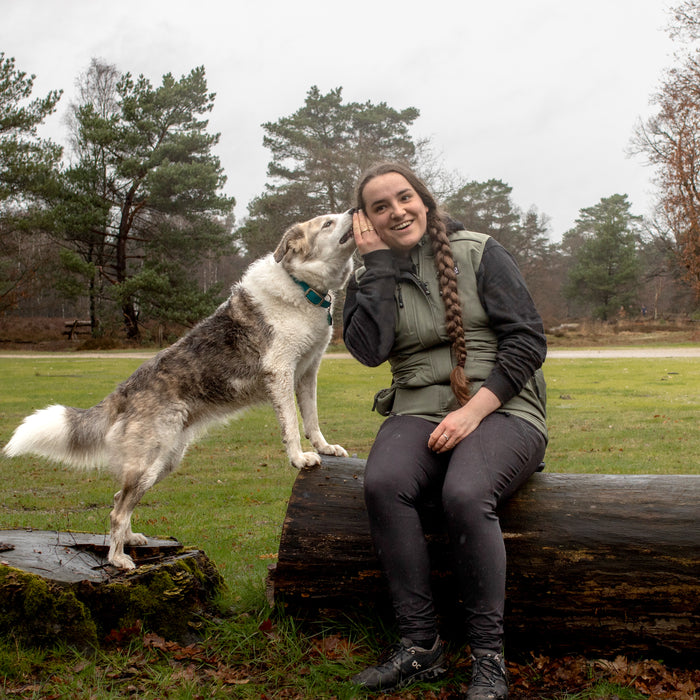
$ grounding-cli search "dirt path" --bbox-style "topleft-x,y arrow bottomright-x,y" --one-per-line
0,347 -> 699,360
545,347 -> 700,358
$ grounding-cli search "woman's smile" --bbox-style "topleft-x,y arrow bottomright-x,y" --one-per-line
362,172 -> 429,254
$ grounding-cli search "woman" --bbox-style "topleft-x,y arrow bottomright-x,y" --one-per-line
343,162 -> 547,699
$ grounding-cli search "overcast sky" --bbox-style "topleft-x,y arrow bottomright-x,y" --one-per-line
1,0 -> 678,240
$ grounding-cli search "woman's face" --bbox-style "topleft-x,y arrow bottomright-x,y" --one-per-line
361,172 -> 429,254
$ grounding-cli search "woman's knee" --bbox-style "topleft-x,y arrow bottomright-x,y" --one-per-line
441,476 -> 496,530
363,466 -> 397,506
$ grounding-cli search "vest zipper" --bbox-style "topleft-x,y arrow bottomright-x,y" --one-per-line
404,273 -> 430,297
410,263 -> 431,296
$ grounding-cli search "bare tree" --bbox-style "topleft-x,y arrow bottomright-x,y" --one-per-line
61,59 -> 121,332
632,1 -> 700,297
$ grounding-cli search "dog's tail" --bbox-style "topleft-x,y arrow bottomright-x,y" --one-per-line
3,403 -> 110,469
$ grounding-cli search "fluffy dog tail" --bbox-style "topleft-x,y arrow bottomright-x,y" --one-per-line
3,404 -> 110,469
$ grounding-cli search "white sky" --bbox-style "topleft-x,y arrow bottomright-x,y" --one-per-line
1,0 -> 678,240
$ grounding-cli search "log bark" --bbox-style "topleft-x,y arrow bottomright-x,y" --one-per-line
268,456 -> 700,662
0,530 -> 225,647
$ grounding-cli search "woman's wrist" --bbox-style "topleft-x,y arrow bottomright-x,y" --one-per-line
463,386 -> 501,420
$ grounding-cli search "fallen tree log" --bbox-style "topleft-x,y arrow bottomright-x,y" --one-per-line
268,456 -> 700,662
0,530 -> 225,647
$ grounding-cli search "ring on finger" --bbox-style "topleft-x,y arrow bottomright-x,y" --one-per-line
441,433 -> 449,440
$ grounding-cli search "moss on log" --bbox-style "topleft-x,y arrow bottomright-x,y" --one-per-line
0,530 -> 225,647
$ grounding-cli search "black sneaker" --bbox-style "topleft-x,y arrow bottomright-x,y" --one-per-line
466,649 -> 509,699
351,636 -> 446,691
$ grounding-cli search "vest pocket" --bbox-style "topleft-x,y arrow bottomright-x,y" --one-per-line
372,386 -> 397,416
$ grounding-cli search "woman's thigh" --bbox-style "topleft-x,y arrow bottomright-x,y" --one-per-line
364,415 -> 446,506
442,412 -> 546,512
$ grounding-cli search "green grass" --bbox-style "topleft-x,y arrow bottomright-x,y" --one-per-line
545,357 -> 699,473
0,354 -> 698,699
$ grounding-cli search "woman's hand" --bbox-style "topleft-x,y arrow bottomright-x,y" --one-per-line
428,387 -> 502,453
353,209 -> 389,255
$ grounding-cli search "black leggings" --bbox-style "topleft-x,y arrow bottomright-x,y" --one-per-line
364,412 -> 546,651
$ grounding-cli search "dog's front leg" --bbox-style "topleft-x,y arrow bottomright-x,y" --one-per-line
296,362 -> 348,459
266,368 -> 320,469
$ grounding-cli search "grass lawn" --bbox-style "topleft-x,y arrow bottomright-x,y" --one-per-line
544,356 -> 698,474
0,353 -> 698,699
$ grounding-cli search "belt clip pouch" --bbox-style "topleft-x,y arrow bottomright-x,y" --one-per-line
372,386 -> 396,416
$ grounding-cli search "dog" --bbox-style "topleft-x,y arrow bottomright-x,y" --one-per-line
3,211 -> 356,569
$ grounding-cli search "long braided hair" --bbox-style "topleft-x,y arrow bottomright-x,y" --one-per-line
356,162 -> 471,405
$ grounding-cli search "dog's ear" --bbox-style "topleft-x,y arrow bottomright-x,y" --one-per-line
273,224 -> 307,263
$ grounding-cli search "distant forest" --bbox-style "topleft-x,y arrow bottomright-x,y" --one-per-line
2,5 -> 700,342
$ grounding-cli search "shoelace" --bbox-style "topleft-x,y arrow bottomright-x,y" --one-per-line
471,654 -> 504,687
364,641 -> 407,672
377,641 -> 405,663
374,639 -> 432,672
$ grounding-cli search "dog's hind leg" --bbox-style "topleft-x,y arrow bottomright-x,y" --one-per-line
295,361 -> 348,459
108,460 -> 176,569
106,419 -> 189,568
109,480 -> 150,569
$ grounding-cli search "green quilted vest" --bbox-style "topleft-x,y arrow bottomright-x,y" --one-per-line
360,231 -> 547,439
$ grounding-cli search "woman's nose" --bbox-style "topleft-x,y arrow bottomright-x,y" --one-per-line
390,201 -> 405,217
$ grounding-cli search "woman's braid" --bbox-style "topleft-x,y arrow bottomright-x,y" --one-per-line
427,213 -> 471,405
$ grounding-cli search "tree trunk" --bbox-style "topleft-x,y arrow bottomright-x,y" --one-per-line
121,300 -> 140,340
268,456 -> 700,662
0,530 -> 224,647
116,186 -> 141,340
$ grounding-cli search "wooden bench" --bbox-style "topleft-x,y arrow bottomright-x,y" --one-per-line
268,456 -> 699,662
62,320 -> 92,339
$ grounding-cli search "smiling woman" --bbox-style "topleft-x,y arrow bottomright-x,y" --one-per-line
342,162 -> 548,698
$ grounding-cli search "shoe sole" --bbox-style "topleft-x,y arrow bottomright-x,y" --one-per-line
352,664 -> 447,692
394,663 -> 448,690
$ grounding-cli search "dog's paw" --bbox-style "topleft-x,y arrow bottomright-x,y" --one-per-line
290,451 -> 323,469
126,532 -> 148,546
110,553 -> 137,570
318,444 -> 349,458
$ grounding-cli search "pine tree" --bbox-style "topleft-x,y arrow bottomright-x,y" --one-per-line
0,53 -> 63,313
563,195 -> 642,320
64,62 -> 235,338
238,86 -> 419,257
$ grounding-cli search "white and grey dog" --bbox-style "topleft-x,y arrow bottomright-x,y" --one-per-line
3,211 -> 356,569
